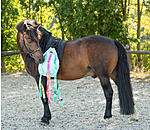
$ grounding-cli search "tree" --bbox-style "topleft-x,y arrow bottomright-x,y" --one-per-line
127,0 -> 150,71
137,0 -> 145,68
1,0 -> 23,72
49,0 -> 128,44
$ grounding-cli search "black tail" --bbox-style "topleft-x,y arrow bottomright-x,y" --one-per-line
114,40 -> 134,115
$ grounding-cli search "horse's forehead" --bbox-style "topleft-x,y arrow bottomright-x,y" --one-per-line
29,21 -> 37,26
15,20 -> 38,31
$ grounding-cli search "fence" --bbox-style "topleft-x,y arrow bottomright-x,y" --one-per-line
1,51 -> 21,72
1,50 -> 150,72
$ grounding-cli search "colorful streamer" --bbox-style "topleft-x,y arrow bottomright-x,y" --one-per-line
39,65 -> 43,97
57,83 -> 63,104
39,51 -> 63,104
47,53 -> 52,104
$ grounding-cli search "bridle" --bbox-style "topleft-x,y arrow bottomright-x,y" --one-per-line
2,24 -> 43,57
21,28 -> 42,58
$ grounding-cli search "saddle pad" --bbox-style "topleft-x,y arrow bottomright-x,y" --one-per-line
38,47 -> 59,77
44,36 -> 67,64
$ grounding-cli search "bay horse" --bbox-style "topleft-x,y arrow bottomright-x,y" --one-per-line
15,19 -> 138,125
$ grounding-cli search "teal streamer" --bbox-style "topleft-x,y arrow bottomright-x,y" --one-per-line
39,64 -> 43,97
39,51 -> 63,104
54,76 -> 57,101
57,83 -> 63,104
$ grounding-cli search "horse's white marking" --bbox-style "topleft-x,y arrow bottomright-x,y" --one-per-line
130,105 -> 139,121
100,105 -> 139,123
100,117 -> 113,123
24,21 -> 30,30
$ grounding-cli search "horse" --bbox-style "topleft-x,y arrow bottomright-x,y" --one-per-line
15,19 -> 139,125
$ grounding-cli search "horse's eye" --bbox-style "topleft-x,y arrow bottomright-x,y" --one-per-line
28,39 -> 32,43
26,37 -> 32,43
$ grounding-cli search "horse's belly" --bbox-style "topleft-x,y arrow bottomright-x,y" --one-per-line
57,65 -> 95,80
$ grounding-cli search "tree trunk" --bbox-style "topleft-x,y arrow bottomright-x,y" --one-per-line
121,0 -> 127,21
1,57 -> 6,73
1,31 -> 6,73
137,0 -> 142,69
52,2 -> 65,40
121,0 -> 132,70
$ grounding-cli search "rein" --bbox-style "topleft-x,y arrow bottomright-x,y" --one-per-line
1,51 -> 32,57
2,29 -> 41,57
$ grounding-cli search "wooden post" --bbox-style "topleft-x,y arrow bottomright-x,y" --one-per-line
125,45 -> 132,71
1,57 -> 6,73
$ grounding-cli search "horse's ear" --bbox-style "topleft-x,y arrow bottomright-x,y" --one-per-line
15,20 -> 25,31
23,22 -> 30,32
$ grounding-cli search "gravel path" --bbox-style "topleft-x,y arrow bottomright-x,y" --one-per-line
1,73 -> 150,130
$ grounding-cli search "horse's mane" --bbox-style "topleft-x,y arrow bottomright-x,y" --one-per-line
15,19 -> 38,31
15,19 -> 52,52
15,19 -> 39,40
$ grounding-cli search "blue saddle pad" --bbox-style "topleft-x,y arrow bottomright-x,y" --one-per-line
38,47 -> 59,77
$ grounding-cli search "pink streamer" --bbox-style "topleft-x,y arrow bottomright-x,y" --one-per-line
47,53 -> 52,104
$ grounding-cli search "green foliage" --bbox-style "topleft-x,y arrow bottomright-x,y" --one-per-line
127,0 -> 150,72
4,55 -> 25,72
1,0 -> 20,51
146,0 -> 150,13
1,0 -> 25,72
141,42 -> 150,72
50,0 -> 128,44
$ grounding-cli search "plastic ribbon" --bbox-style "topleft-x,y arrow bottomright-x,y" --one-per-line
42,85 -> 46,102
39,64 -> 43,97
54,76 -> 57,101
39,52 -> 63,104
47,53 -> 52,104
39,63 -> 46,102
57,83 -> 63,104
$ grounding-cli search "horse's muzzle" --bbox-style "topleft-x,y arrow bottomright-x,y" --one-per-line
35,56 -> 45,64
32,54 -> 44,64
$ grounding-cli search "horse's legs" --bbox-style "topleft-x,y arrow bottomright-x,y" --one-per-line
35,75 -> 51,125
99,76 -> 113,120
110,69 -> 139,121
41,76 -> 51,124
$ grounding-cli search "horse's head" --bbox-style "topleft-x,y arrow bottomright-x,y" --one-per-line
15,20 -> 44,64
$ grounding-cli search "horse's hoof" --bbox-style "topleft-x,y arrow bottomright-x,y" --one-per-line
41,120 -> 49,126
130,105 -> 139,122
130,114 -> 139,122
100,117 -> 113,123
41,115 -> 51,125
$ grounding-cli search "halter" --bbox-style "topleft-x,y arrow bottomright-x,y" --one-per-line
22,29 -> 42,58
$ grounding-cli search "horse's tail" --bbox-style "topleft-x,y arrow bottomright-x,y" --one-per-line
114,40 -> 134,115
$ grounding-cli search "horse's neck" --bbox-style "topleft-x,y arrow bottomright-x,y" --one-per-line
40,33 -> 51,52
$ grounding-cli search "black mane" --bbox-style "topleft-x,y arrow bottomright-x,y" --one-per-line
15,19 -> 52,53
38,26 -> 52,53
25,20 -> 52,53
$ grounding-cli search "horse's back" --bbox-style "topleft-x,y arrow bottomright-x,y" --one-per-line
84,35 -> 117,50
57,35 -> 118,80
57,37 -> 89,80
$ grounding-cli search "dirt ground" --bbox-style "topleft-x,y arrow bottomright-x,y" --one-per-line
1,72 -> 150,130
